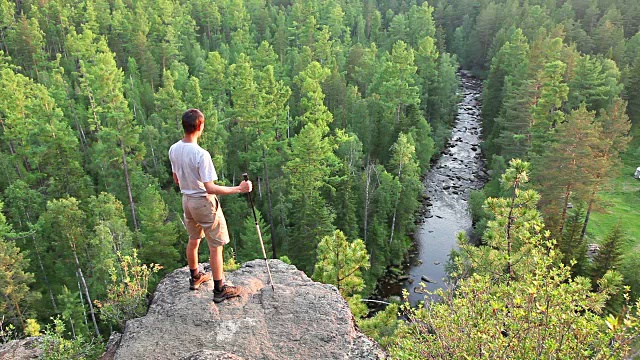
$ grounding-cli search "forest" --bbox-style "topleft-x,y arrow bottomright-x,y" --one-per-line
0,0 -> 639,358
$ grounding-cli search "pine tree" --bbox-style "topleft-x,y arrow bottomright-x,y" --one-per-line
367,41 -> 419,162
56,286 -> 88,338
560,205 -> 588,277
0,64 -> 91,200
0,0 -> 14,56
2,181 -> 57,313
136,184 -> 180,271
566,55 -> 622,112
67,30 -> 146,232
283,121 -> 337,274
5,14 -> 47,78
0,202 -> 39,330
312,230 -> 370,297
283,62 -> 337,273
591,224 -> 625,284
387,133 -> 423,250
84,193 -> 135,293
529,60 -> 569,157
482,29 -> 529,129
533,105 -> 599,239
624,53 -> 640,125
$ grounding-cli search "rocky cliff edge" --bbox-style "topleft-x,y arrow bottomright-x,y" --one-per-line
106,259 -> 386,360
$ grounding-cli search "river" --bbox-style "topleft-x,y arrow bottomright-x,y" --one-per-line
373,71 -> 488,307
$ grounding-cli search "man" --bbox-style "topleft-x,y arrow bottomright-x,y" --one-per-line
169,108 -> 252,303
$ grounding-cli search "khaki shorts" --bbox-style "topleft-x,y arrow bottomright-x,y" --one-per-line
182,194 -> 230,247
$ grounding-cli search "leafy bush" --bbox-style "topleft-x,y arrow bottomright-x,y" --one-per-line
39,317 -> 103,360
95,250 -> 161,329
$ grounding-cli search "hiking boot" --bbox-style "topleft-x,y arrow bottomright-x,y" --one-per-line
213,284 -> 243,303
189,272 -> 211,290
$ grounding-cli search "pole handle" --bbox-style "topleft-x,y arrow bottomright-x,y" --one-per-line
242,173 -> 258,223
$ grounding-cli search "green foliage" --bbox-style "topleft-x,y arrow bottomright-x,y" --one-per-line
95,250 -> 161,329
136,185 -> 180,270
312,230 -> 370,297
0,202 -> 39,330
620,250 -> 640,300
559,205 -> 589,277
357,303 -> 401,349
346,294 -> 368,319
39,317 -> 103,360
591,224 -> 625,284
23,318 -> 40,337
223,248 -> 241,272
56,286 -> 89,338
387,160 -> 640,359
0,318 -> 17,344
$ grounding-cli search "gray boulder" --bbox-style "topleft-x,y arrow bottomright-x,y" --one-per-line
0,337 -> 42,360
112,259 -> 386,360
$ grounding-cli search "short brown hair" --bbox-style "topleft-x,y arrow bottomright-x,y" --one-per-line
182,108 -> 204,134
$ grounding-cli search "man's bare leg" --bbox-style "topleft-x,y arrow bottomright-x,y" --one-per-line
187,237 -> 201,270
208,244 -> 224,283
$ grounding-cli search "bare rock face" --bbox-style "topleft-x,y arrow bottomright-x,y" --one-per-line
112,260 -> 386,360
0,337 -> 42,360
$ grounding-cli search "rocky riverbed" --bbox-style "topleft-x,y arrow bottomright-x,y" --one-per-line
372,71 -> 488,307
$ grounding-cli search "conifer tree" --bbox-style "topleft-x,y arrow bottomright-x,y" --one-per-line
387,133 -> 423,249
368,41 -> 419,162
482,29 -> 529,128
624,53 -> 640,125
0,0 -> 13,56
0,202 -> 38,330
566,55 -> 622,112
2,181 -> 57,312
283,62 -> 337,273
533,105 -> 599,238
312,230 -> 370,297
0,63 -> 91,200
56,286 -> 87,338
136,184 -> 180,271
5,14 -> 46,78
84,193 -> 135,292
560,205 -> 589,277
591,224 -> 625,284
529,60 -> 569,156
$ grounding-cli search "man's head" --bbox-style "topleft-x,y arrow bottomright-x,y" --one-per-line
182,108 -> 205,134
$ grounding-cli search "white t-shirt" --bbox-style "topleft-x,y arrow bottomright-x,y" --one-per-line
168,141 -> 217,196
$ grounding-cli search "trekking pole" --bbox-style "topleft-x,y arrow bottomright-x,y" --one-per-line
243,173 -> 275,292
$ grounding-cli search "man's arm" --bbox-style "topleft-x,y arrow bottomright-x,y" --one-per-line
203,180 -> 252,195
172,172 -> 179,185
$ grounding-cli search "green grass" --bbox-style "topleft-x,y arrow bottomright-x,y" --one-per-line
586,125 -> 640,252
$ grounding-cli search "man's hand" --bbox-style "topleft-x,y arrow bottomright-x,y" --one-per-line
239,180 -> 252,193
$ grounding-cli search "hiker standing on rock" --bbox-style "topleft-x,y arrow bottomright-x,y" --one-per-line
169,108 -> 252,303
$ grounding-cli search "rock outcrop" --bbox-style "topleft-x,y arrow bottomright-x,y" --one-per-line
108,259 -> 385,360
0,337 -> 42,360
